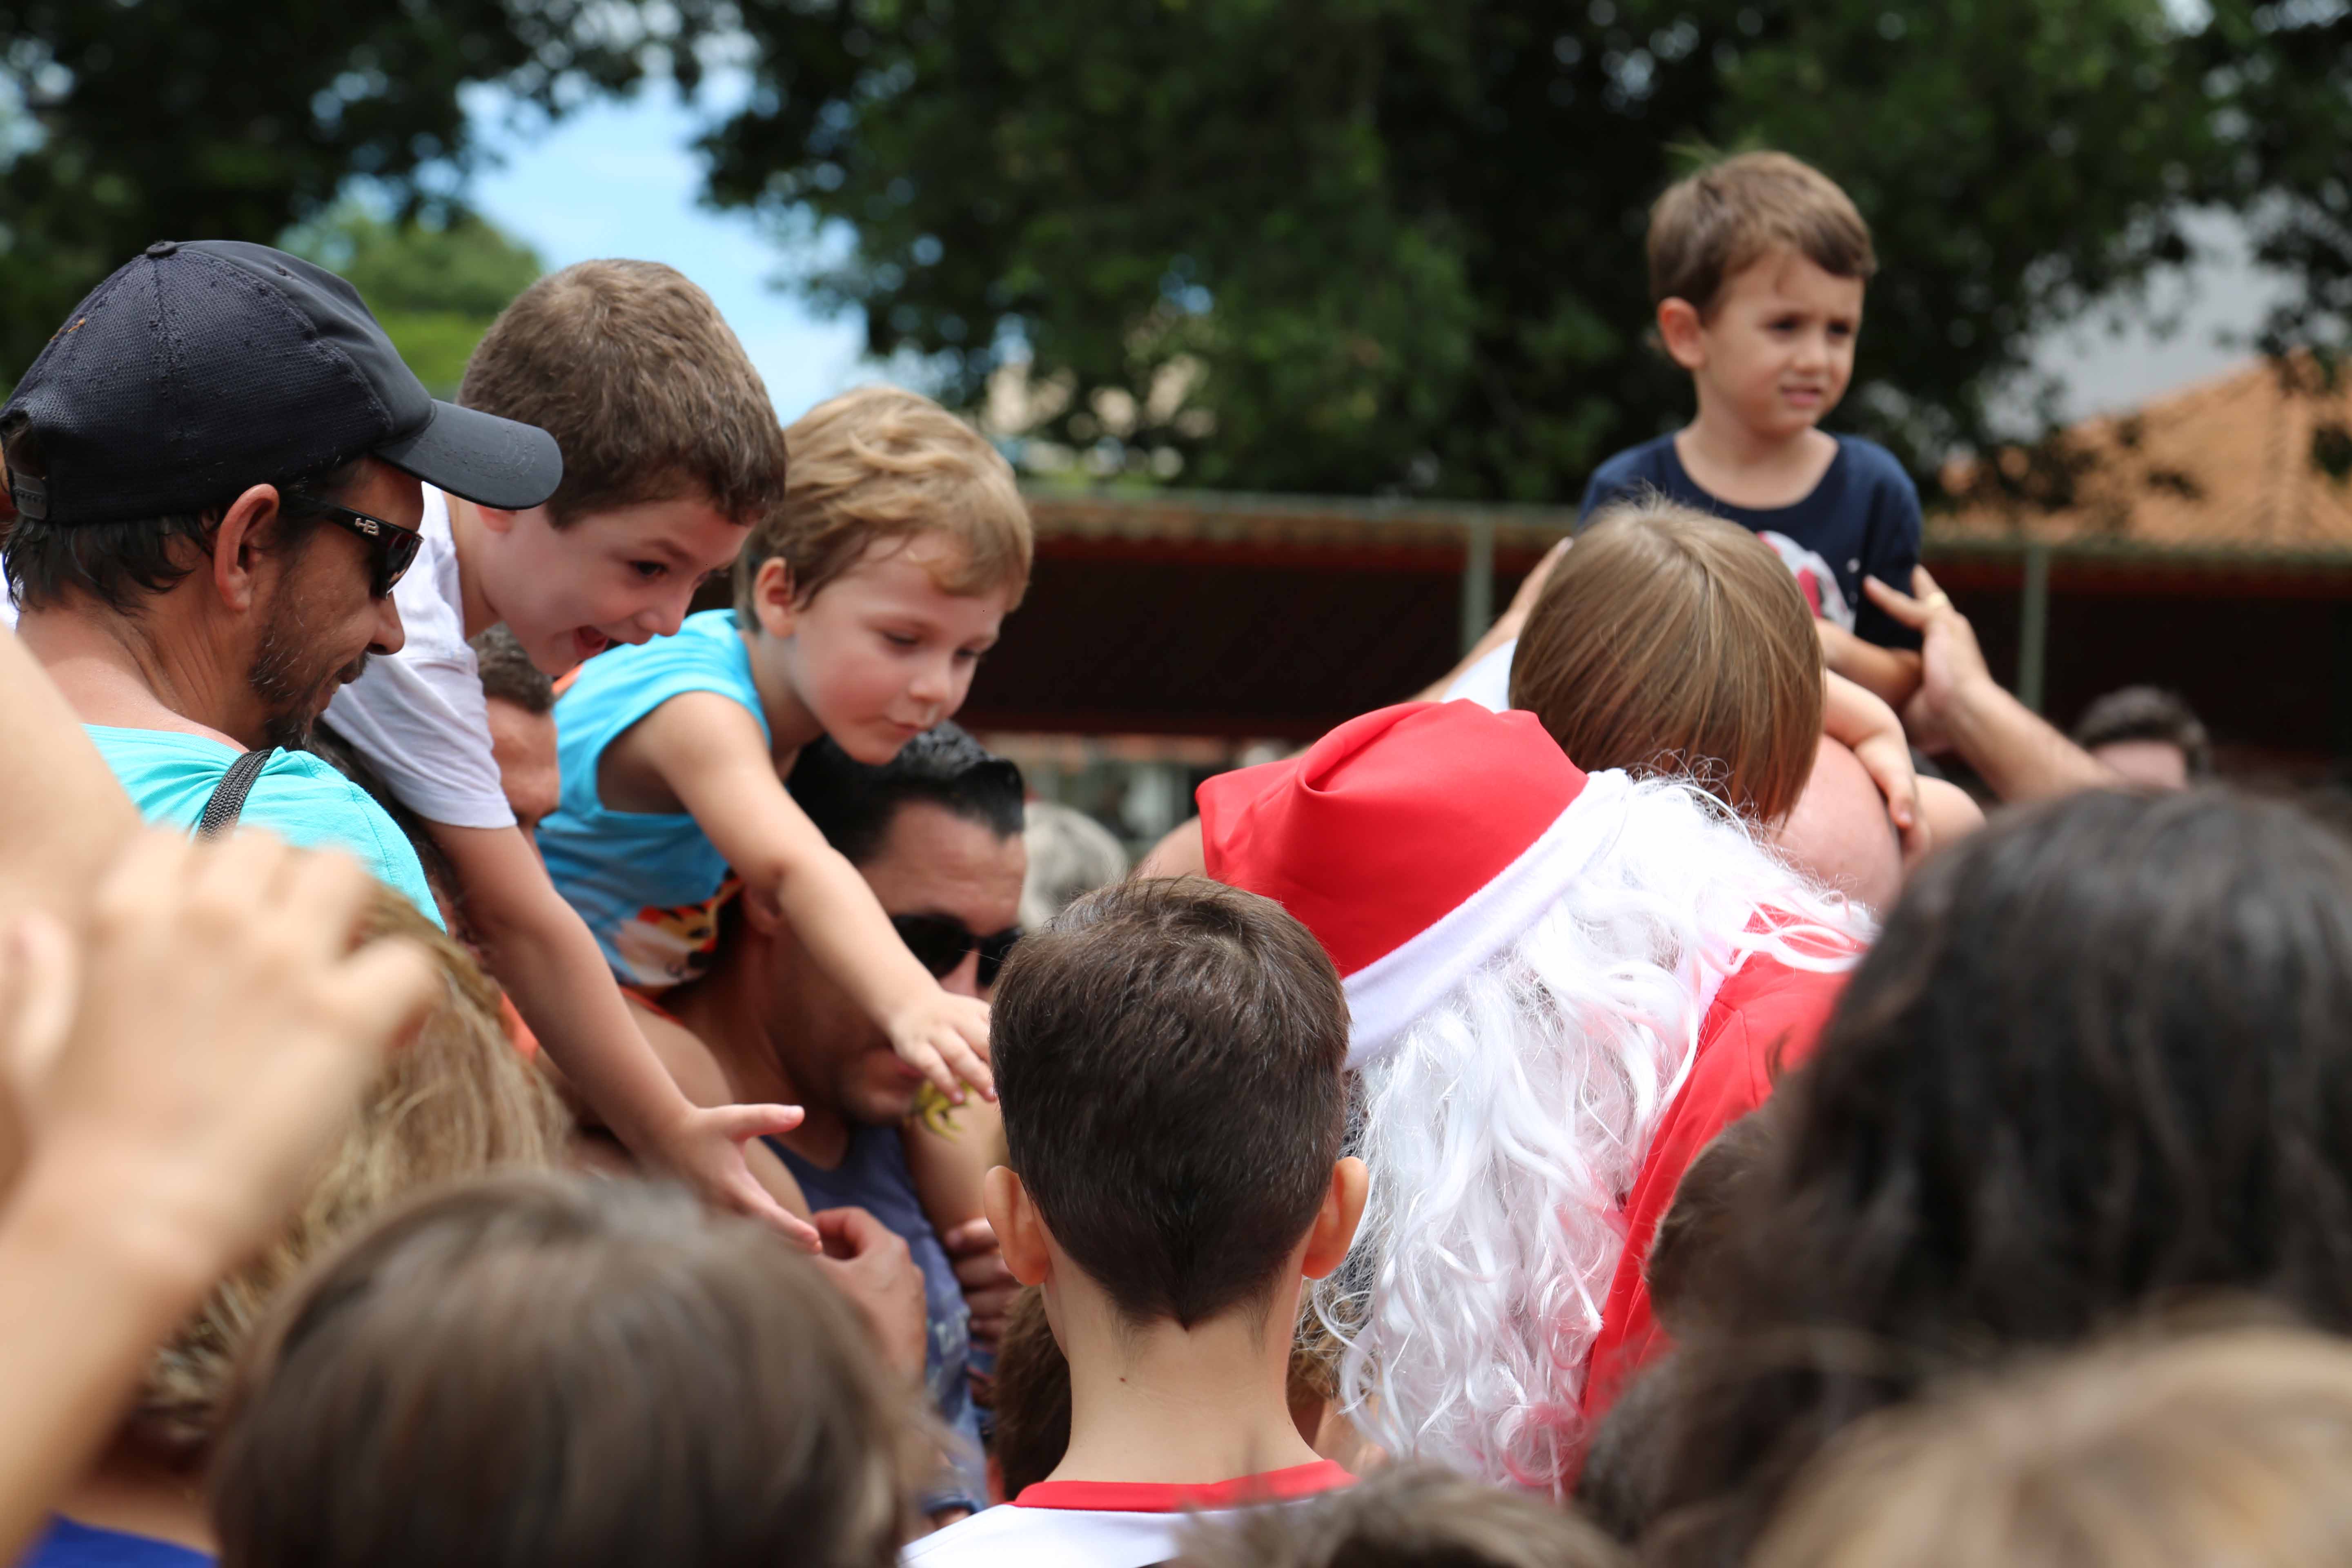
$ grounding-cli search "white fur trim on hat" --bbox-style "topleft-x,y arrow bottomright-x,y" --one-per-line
1342,767 -> 1637,1070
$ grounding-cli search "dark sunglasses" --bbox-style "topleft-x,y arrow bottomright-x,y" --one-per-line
892,914 -> 1021,987
292,494 -> 422,598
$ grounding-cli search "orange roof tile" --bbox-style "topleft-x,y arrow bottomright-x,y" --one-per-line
1936,357 -> 2352,558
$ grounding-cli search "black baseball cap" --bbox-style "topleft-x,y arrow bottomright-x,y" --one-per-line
0,239 -> 562,526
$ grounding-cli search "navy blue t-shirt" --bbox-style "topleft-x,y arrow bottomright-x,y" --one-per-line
771,1125 -> 986,1514
22,1519 -> 212,1567
1579,433 -> 1923,649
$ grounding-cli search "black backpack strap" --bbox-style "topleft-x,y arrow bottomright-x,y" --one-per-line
196,748 -> 277,840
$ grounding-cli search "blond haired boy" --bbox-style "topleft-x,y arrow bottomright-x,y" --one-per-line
537,384 -> 1030,1111
1581,151 -> 1923,702
324,261 -> 814,1240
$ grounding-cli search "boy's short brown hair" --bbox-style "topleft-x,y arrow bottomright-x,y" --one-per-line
735,383 -> 1031,620
459,260 -> 788,528
990,877 -> 1348,1330
1648,151 -> 1877,315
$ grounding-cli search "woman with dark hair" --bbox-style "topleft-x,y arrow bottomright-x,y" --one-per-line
1623,788 -> 2352,1565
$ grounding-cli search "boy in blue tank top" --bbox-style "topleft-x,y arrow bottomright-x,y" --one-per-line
1581,151 -> 1924,708
539,384 -> 1031,1107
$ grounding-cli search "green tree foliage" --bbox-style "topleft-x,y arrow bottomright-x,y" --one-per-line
284,207 -> 545,394
702,0 -> 2339,501
0,0 -> 719,390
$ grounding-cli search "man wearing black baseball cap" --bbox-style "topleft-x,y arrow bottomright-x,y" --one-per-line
2,240 -> 562,922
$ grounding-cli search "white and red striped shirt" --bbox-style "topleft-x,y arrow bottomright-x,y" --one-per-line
902,1460 -> 1354,1568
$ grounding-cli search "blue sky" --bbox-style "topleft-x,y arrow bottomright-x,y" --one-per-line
461,80 -> 871,425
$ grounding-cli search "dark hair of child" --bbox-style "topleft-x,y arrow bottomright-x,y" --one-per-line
989,876 -> 1349,1329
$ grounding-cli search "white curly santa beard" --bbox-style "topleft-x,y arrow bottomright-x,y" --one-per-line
1312,773 -> 1870,1494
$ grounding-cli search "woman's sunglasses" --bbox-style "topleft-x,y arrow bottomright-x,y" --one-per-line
891,913 -> 1022,987
292,494 -> 423,599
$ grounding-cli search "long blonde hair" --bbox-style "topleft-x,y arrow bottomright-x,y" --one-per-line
138,893 -> 568,1451
1509,496 -> 1823,825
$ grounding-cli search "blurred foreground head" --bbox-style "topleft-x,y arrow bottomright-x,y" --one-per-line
1173,1467 -> 1626,1568
141,893 -> 566,1453
1753,1325 -> 2352,1568
1639,789 -> 2352,1563
212,1171 -> 931,1568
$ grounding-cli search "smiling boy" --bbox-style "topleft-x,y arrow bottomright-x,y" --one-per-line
322,260 -> 812,1240
1581,152 -> 1922,693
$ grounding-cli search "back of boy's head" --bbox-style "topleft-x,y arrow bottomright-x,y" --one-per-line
459,259 -> 788,528
734,383 -> 1032,620
1172,1466 -> 1629,1568
211,1171 -> 927,1568
1648,151 -> 1876,316
1509,495 -> 1824,825
990,876 -> 1349,1330
1644,1110 -> 1778,1339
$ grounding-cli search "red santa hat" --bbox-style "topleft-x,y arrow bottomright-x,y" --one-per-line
1200,701 -> 1635,1067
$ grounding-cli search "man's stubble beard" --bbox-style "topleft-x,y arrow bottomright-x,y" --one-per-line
248,577 -> 368,751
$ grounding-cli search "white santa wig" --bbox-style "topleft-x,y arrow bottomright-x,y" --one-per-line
1313,771 -> 1869,1492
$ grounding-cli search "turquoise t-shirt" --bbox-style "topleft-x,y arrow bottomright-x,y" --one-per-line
539,609 -> 769,988
87,726 -> 442,928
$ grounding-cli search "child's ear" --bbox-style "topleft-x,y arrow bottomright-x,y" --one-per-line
1657,297 -> 1708,371
751,556 -> 800,639
1302,1156 -> 1369,1281
984,1165 -> 1053,1286
474,503 -> 526,536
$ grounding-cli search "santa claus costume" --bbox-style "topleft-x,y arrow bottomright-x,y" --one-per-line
1200,701 -> 1869,1493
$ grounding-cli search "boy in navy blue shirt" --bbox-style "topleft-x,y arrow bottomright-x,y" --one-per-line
1582,151 -> 1922,704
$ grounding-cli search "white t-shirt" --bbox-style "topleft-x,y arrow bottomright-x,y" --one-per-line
902,1463 -> 1352,1568
1446,638 -> 1515,712
324,487 -> 514,830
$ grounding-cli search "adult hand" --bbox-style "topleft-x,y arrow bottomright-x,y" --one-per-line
16,829 -> 438,1286
1864,567 -> 1993,756
0,911 -> 78,1193
653,1101 -> 822,1252
814,1206 -> 929,1381
939,1216 -> 1020,1352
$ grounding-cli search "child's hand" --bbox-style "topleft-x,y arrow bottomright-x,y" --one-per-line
651,1101 -> 823,1252
886,989 -> 995,1104
1823,671 -> 1929,865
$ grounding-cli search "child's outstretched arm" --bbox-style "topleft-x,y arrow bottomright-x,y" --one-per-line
430,821 -> 819,1247
1818,618 -> 1924,710
628,693 -> 995,1101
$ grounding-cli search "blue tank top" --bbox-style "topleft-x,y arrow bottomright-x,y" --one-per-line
539,610 -> 769,988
